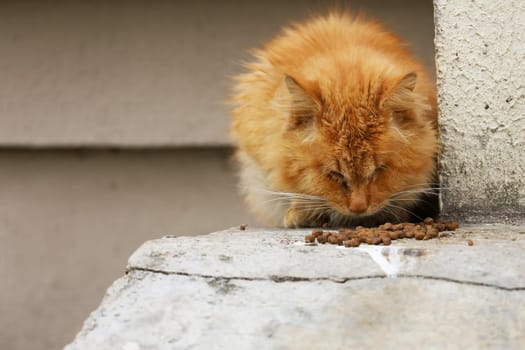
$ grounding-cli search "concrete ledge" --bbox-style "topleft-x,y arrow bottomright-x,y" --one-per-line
66,226 -> 525,349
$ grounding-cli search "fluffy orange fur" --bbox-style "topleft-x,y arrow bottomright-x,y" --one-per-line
231,12 -> 439,228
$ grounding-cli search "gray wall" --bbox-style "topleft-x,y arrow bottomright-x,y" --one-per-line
0,1 -> 436,349
0,0 -> 435,146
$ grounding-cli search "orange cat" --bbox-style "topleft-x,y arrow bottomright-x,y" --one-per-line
231,12 -> 439,228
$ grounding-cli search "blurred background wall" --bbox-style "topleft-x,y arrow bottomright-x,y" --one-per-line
0,1 -> 435,349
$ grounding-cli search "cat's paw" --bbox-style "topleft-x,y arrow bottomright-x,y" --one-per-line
283,206 -> 302,228
283,205 -> 329,228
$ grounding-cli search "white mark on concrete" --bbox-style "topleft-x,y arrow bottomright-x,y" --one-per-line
122,342 -> 141,350
357,245 -> 421,278
262,240 -> 423,277
358,246 -> 402,277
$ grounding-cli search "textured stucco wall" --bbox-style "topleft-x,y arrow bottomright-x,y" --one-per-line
434,0 -> 525,222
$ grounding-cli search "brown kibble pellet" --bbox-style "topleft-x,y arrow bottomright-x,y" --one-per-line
414,231 -> 425,240
335,233 -> 344,241
343,238 -> 361,247
467,239 -> 474,246
368,235 -> 382,245
380,222 -> 393,231
304,219 -> 459,248
378,230 -> 389,237
312,228 -> 323,235
389,230 -> 400,240
433,223 -> 446,232
445,221 -> 460,231
240,224 -> 247,231
392,223 -> 404,231
357,230 -> 368,238
328,235 -> 339,244
427,229 -> 439,238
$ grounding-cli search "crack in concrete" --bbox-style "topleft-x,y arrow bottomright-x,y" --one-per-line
127,266 -> 525,292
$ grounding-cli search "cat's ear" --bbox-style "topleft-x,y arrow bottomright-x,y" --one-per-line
382,72 -> 418,127
382,72 -> 417,111
274,75 -> 319,133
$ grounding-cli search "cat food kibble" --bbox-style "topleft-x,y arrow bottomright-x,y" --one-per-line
343,238 -> 361,247
305,218 -> 459,247
414,230 -> 425,240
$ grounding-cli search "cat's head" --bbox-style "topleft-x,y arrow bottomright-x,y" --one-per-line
273,70 -> 438,218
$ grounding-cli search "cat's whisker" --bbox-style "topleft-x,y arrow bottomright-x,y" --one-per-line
393,192 -> 440,198
399,185 -> 442,190
391,188 -> 441,197
398,187 -> 447,193
290,201 -> 329,206
380,206 -> 402,223
401,183 -> 443,189
250,188 -> 324,201
395,182 -> 447,190
384,203 -> 423,221
390,198 -> 427,203
293,206 -> 333,214
405,186 -> 449,191
293,205 -> 332,210
261,195 -> 324,203
390,198 -> 436,210
261,196 -> 325,205
293,204 -> 328,210
264,190 -> 321,199
264,200 -> 294,207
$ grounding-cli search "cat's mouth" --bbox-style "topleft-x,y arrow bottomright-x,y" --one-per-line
330,203 -> 381,218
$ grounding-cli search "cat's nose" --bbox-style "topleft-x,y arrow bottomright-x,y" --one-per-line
349,195 -> 368,214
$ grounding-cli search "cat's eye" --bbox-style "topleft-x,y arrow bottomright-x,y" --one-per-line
392,110 -> 410,125
326,170 -> 349,189
376,164 -> 387,172
327,170 -> 344,181
369,164 -> 387,179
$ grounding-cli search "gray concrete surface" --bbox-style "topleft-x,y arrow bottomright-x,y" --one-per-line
66,226 -> 525,349
0,0 -> 435,146
434,0 -> 525,222
0,149 -> 254,350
